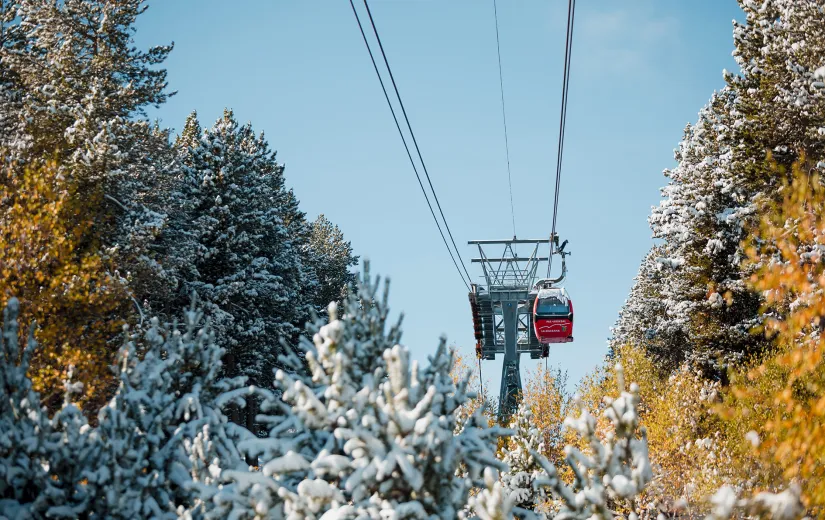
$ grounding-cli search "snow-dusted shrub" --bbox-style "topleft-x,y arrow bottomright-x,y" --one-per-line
531,363 -> 653,520
0,298 -> 51,517
706,484 -> 804,520
212,265 -> 507,519
87,298 -> 248,519
499,403 -> 546,514
471,468 -> 516,520
0,301 -> 97,519
34,370 -> 98,518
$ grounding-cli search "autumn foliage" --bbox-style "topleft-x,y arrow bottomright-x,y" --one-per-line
567,345 -> 764,518
0,160 -> 129,411
578,156 -> 825,516
520,366 -> 569,465
724,155 -> 825,513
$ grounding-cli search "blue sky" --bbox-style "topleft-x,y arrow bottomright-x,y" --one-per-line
135,0 -> 744,393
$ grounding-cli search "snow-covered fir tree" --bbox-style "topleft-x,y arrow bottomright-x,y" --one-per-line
176,111 -> 204,152
0,295 -> 252,518
0,299 -> 100,518
306,214 -> 359,311
210,264 -> 507,519
175,109 -> 313,393
36,370 -> 97,518
471,468 -> 516,520
610,245 -> 687,361
0,298 -> 51,517
499,403 -> 546,514
0,1 -> 25,158
271,191 -> 358,322
612,0 -> 825,373
90,300 -> 247,519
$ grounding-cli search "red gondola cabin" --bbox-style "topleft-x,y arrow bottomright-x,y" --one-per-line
533,287 -> 573,344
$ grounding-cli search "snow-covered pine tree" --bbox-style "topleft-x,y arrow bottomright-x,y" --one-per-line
276,340 -> 505,520
90,300 -> 247,519
0,300 -> 101,519
305,214 -> 359,311
471,468 -> 516,520
177,111 -> 204,152
35,369 -> 97,518
175,110 -> 313,395
251,163 -> 357,314
612,0 -> 825,373
208,264 -> 401,517
0,1 -> 25,158
0,309 -> 99,520
499,402 -> 546,514
620,89 -> 760,372
610,245 -> 688,363
0,298 -> 50,517
138,112 -> 206,323
211,264 -> 506,519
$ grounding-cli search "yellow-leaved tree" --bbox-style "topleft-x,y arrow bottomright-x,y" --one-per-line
725,153 -> 825,513
450,348 -> 495,429
0,160 -> 129,412
577,345 -> 735,514
521,365 -> 569,466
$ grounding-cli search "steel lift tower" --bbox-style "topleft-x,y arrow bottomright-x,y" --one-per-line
468,236 -> 559,420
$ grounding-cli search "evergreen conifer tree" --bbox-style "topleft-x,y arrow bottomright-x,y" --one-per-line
175,110 -> 312,392
211,265 -> 506,519
91,300 -> 246,518
499,403 -> 545,513
306,214 -> 358,310
610,245 -> 685,362
613,0 -> 825,373
0,298 -> 50,517
36,371 -> 96,518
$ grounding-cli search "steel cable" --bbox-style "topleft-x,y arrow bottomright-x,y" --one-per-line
492,0 -> 517,237
548,0 -> 576,277
361,0 -> 474,285
349,0 -> 470,290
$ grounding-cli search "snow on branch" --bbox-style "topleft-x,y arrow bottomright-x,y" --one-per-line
215,264 -> 508,519
530,363 -> 653,520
